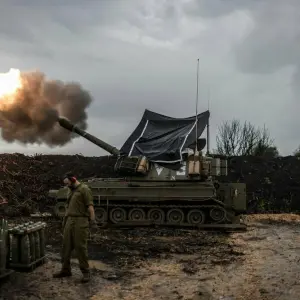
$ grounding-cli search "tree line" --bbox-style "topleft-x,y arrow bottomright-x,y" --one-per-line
214,119 -> 300,157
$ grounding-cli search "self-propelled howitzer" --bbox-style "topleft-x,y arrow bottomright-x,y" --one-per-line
50,112 -> 247,231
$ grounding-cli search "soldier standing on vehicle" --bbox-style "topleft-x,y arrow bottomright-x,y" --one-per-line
53,172 -> 97,283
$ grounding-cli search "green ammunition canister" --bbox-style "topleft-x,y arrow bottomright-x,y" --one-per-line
34,230 -> 40,259
8,232 -> 12,263
28,232 -> 36,262
11,232 -> 20,264
17,225 -> 25,265
20,233 -> 31,264
39,226 -> 45,257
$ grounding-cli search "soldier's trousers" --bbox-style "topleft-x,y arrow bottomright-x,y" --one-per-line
61,217 -> 90,273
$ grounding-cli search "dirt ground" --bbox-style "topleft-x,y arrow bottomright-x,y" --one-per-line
1,214 -> 300,300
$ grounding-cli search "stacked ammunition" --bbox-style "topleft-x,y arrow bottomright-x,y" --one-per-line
8,221 -> 47,270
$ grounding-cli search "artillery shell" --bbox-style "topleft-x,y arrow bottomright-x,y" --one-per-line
1,227 -> 7,269
0,219 -> 7,230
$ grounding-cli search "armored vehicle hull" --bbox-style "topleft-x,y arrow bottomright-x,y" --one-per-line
51,178 -> 246,229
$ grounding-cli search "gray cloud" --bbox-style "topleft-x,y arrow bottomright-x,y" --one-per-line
220,0 -> 300,151
0,0 -> 299,156
233,1 -> 300,74
183,0 -> 255,18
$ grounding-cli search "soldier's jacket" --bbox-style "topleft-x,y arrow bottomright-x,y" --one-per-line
65,183 -> 94,218
61,183 -> 93,273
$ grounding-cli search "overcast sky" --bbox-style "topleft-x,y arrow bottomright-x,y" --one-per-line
0,0 -> 299,157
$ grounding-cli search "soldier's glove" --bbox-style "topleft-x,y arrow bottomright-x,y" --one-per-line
89,219 -> 98,234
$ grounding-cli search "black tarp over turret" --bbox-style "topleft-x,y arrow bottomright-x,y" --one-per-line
120,109 -> 210,166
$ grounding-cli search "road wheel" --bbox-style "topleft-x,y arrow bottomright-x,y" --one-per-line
147,208 -> 165,223
109,207 -> 127,224
166,208 -> 184,224
94,207 -> 107,223
128,208 -> 146,221
187,209 -> 205,225
209,207 -> 226,223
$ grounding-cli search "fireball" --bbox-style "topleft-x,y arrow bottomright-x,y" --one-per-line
0,68 -> 22,105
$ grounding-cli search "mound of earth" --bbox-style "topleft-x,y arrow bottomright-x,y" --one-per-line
1,153 -> 300,216
0,153 -> 116,216
224,155 -> 300,212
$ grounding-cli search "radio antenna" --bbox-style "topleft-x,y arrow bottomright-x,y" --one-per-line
206,87 -> 210,155
195,58 -> 199,153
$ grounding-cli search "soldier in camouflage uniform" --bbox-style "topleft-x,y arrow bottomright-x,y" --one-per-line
53,172 -> 97,283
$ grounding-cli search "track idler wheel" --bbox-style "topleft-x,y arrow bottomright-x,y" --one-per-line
94,207 -> 107,223
187,209 -> 205,225
128,208 -> 146,221
53,202 -> 66,218
147,208 -> 165,224
209,207 -> 226,223
109,207 -> 127,224
166,208 -> 184,224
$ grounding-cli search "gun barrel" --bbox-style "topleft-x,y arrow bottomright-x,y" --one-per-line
58,117 -> 120,156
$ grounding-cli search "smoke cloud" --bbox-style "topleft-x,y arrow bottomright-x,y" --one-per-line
0,70 -> 92,146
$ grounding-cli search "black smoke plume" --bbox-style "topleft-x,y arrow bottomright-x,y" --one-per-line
0,70 -> 92,146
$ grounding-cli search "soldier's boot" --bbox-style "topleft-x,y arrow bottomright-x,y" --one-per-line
81,271 -> 90,283
53,270 -> 72,278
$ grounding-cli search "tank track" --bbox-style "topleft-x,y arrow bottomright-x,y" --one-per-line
52,201 -> 246,231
